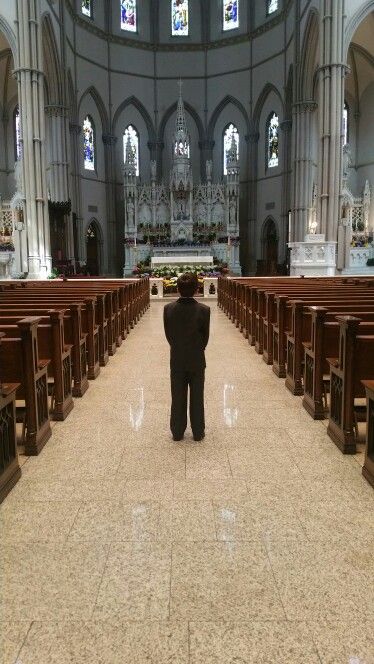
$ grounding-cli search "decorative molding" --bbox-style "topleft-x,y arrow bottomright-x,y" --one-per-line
45,104 -> 67,117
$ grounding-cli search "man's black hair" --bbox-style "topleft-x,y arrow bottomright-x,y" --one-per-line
177,272 -> 198,298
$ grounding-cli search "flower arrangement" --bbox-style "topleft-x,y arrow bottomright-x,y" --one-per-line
0,237 -> 15,251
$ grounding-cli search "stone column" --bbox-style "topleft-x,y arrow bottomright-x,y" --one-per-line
291,102 -> 318,241
15,0 -> 51,277
280,119 -> 293,260
317,0 -> 347,241
246,131 -> 260,274
69,122 -> 84,265
102,133 -> 118,275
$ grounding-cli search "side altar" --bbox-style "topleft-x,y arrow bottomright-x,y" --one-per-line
123,82 -> 241,276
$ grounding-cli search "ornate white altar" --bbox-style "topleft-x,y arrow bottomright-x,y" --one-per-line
289,234 -> 337,276
123,83 -> 241,276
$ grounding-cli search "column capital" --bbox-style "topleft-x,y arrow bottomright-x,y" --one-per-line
45,104 -> 67,118
245,132 -> 260,144
280,119 -> 292,132
147,140 -> 164,151
293,101 -> 318,114
198,140 -> 215,151
102,133 -> 118,146
69,123 -> 81,135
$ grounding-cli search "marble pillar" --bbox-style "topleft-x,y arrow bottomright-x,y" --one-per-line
317,0 -> 347,241
246,131 -> 260,274
15,0 -> 51,278
102,133 -> 118,275
291,102 -> 318,241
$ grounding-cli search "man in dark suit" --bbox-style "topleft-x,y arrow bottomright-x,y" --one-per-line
164,272 -> 211,442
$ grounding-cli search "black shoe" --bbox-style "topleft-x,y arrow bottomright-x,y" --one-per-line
193,433 -> 205,442
173,436 -> 184,442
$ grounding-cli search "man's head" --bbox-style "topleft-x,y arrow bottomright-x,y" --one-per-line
177,272 -> 198,298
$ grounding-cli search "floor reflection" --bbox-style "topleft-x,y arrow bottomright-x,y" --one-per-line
129,387 -> 145,431
223,383 -> 238,427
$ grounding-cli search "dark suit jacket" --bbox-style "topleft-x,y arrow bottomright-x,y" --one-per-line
164,298 -> 210,372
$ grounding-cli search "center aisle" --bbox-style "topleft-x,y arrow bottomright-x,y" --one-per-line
1,302 -> 374,663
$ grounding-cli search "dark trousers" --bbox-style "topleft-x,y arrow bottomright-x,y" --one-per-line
170,369 -> 205,438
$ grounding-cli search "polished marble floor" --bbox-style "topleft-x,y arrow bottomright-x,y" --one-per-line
1,301 -> 374,663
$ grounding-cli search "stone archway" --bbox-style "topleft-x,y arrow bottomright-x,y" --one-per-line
259,217 -> 278,275
85,220 -> 101,276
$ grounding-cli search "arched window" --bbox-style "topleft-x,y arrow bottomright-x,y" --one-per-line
121,0 -> 137,32
223,0 -> 239,31
171,0 -> 189,36
223,123 -> 239,176
123,125 -> 140,176
83,115 -> 95,171
82,0 -> 93,17
267,0 -> 278,15
266,112 -> 279,169
14,106 -> 22,161
343,100 -> 349,145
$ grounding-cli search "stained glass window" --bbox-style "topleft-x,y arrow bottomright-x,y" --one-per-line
267,0 -> 278,15
82,0 -> 92,18
223,124 -> 239,175
267,112 -> 279,168
124,125 -> 140,176
83,115 -> 95,171
223,0 -> 239,31
121,0 -> 137,32
343,101 -> 349,145
171,0 -> 189,36
14,106 -> 22,161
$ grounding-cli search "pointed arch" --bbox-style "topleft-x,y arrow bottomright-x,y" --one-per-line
78,86 -> 109,134
253,83 -> 284,132
207,95 -> 249,142
345,1 -> 374,57
42,14 -> 63,105
299,8 -> 319,101
158,100 -> 204,144
113,96 -> 156,141
0,16 -> 18,69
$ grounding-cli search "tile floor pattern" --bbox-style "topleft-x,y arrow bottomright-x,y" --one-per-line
1,301 -> 374,663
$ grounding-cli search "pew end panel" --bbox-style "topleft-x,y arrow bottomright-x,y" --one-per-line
0,377 -> 21,503
362,380 -> 374,489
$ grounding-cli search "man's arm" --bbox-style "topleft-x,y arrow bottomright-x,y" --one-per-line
202,307 -> 211,349
163,305 -> 172,345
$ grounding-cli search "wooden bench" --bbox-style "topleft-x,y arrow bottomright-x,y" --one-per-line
0,332 -> 21,503
0,310 -> 74,421
0,301 -> 89,398
0,317 -> 52,455
302,307 -> 374,419
361,380 -> 374,489
327,316 -> 374,453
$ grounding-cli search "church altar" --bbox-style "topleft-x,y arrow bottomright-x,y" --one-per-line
151,254 -> 213,268
123,82 -> 242,277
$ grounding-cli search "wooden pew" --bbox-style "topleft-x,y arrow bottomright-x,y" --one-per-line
302,307 -> 374,419
0,317 -> 52,455
0,310 -> 74,421
0,333 -> 21,503
327,315 -> 374,453
0,301 -> 89,398
361,380 -> 374,489
285,297 -> 374,395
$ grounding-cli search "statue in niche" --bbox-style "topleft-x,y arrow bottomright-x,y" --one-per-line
342,144 -> 352,183
229,200 -> 236,226
127,200 -> 135,227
